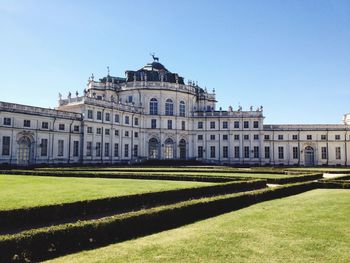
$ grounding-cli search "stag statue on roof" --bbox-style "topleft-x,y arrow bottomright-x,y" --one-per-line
150,53 -> 159,62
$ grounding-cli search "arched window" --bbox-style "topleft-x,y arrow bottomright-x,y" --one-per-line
149,138 -> 159,159
165,99 -> 173,116
149,98 -> 158,115
179,101 -> 185,117
164,138 -> 174,159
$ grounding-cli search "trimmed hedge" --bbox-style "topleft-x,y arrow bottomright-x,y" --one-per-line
317,180 -> 350,189
0,180 -> 266,232
0,182 -> 318,262
33,167 -> 288,175
264,173 -> 323,184
324,175 -> 350,180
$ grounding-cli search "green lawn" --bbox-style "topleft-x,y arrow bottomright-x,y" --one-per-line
47,189 -> 350,263
0,175 -> 212,211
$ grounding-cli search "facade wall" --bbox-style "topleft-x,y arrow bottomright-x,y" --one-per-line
1,61 -> 350,166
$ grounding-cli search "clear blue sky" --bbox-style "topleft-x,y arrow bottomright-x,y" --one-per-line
0,0 -> 349,124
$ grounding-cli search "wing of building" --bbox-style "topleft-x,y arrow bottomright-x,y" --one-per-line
1,58 -> 350,166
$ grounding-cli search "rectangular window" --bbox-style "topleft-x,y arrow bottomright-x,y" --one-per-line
264,146 -> 270,159
234,134 -> 240,140
42,122 -> 48,129
23,120 -> 31,127
234,121 -> 239,128
105,129 -> 110,135
115,114 -> 120,123
124,144 -> 129,158
41,138 -> 48,156
3,117 -> 11,126
198,122 -> 203,129
254,134 -> 259,140
223,146 -> 228,158
253,121 -> 259,128
115,130 -> 119,136
278,146 -> 284,159
167,120 -> 172,129
234,146 -> 240,158
292,135 -> 298,140
244,135 -> 249,140
243,121 -> 249,129
321,147 -> 327,159
73,125 -> 79,132
292,147 -> 298,159
114,143 -> 119,157
198,135 -> 203,141
97,111 -> 102,120
58,140 -> 64,156
151,119 -> 157,129
125,116 -> 130,125
244,146 -> 250,158
128,96 -> 133,103
134,132 -> 138,138
133,145 -> 138,157
59,124 -> 65,131
125,131 -> 129,137
96,142 -> 101,157
321,135 -> 327,140
2,136 -> 10,155
210,135 -> 215,140
222,121 -> 228,129
87,127 -> 92,134
134,117 -> 139,126
278,135 -> 283,140
198,146 -> 203,158
253,146 -> 259,158
87,110 -> 93,119
96,128 -> 102,135
210,122 -> 215,129
104,142 -> 110,157
336,147 -> 341,160
307,135 -> 312,140
105,113 -> 110,122
73,141 -> 79,157
335,135 -> 341,140
264,134 -> 270,140
210,146 -> 216,158
86,141 -> 92,156
223,134 -> 228,140
181,121 -> 185,130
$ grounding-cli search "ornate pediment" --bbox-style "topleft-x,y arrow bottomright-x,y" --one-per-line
16,130 -> 35,143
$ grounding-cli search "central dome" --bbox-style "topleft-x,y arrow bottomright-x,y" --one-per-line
141,61 -> 169,72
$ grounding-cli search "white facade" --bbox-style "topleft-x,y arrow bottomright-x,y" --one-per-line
1,59 -> 350,166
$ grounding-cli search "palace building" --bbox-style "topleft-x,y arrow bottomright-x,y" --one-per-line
1,58 -> 350,166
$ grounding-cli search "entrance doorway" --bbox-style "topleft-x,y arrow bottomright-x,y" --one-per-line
179,139 -> 186,159
17,136 -> 32,165
304,146 -> 315,166
148,138 -> 159,159
164,138 -> 174,159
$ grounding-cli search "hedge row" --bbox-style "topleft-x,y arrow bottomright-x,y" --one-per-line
0,179 -> 266,232
0,170 -> 237,183
324,175 -> 350,180
33,167 -> 288,175
264,173 -> 323,184
317,180 -> 350,189
0,181 -> 318,262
